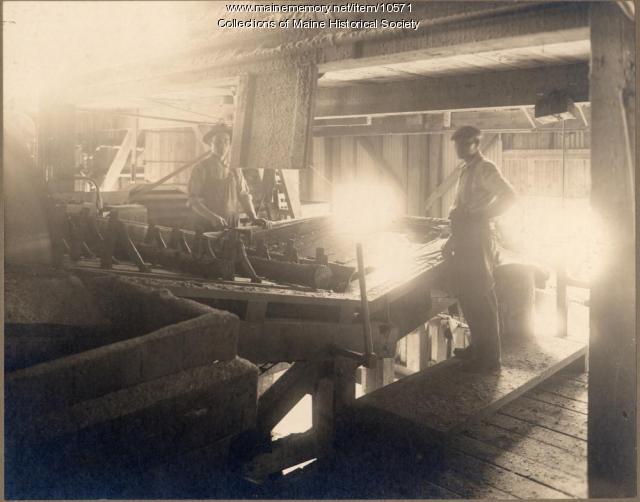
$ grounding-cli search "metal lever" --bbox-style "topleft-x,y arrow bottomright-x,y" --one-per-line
357,243 -> 376,368
327,243 -> 377,368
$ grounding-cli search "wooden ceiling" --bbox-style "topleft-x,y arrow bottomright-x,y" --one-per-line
319,40 -> 590,86
69,2 -> 591,122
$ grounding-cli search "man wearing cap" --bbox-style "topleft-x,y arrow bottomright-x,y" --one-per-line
443,126 -> 516,371
188,124 -> 268,230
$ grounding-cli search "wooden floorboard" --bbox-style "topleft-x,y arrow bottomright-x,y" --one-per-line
460,421 -> 587,479
488,413 -> 587,457
500,397 -> 588,440
355,336 -> 587,439
542,377 -> 588,403
446,450 -> 569,499
431,371 -> 589,500
427,468 -> 517,499
559,371 -> 589,384
527,389 -> 588,414
449,435 -> 587,498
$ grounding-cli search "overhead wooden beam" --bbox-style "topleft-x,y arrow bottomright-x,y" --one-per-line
314,108 -> 589,137
316,63 -> 589,118
318,3 -> 588,72
66,4 -> 588,109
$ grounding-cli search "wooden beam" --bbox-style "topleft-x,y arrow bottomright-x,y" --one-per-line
362,357 -> 395,394
66,4 -> 588,112
318,3 -> 588,72
256,361 -> 320,437
229,73 -> 255,170
238,320 -> 399,364
357,137 -> 406,192
315,63 -> 589,118
314,108 -> 590,137
101,129 -> 135,191
587,2 -> 636,498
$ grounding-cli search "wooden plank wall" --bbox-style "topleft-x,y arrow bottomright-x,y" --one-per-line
143,127 -> 205,187
303,131 -> 590,217
502,149 -> 591,198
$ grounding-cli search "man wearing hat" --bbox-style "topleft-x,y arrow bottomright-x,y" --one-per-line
188,123 -> 268,230
443,125 -> 516,371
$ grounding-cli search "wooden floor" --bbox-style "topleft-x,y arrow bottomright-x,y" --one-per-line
428,368 -> 588,499
266,367 -> 589,499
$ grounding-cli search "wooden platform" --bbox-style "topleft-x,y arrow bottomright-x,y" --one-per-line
352,335 -> 587,443
258,368 -> 589,499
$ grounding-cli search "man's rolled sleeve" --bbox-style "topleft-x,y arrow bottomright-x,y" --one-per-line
479,161 -> 516,198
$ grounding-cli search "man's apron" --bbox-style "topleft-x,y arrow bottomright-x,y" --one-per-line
192,164 -> 241,231
449,164 -> 498,295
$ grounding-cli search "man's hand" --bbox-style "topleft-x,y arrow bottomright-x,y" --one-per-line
211,215 -> 228,229
252,217 -> 272,229
442,236 -> 454,260
449,206 -> 470,223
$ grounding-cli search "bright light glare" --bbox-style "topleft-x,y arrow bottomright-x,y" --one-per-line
4,2 -> 198,110
332,182 -> 403,236
499,196 -> 607,283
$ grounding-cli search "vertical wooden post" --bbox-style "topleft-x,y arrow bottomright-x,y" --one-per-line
556,266 -> 568,337
362,357 -> 394,394
312,357 -> 357,453
406,324 -> 432,372
588,3 -> 636,498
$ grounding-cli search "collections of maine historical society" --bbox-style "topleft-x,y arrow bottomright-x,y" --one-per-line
220,2 -> 420,30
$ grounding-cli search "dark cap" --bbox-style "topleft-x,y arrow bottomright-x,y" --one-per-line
451,125 -> 482,143
202,123 -> 232,144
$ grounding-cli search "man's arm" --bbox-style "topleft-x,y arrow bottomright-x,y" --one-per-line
188,197 -> 228,228
236,170 -> 270,227
470,162 -> 516,219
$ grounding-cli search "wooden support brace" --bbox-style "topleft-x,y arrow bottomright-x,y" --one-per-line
312,357 -> 359,454
257,361 -> 321,438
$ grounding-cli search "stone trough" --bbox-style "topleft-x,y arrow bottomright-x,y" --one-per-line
5,268 -> 258,498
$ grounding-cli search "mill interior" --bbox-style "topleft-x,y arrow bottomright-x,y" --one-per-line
3,1 -> 636,499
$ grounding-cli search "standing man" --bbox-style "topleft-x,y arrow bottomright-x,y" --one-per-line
443,126 -> 516,372
188,123 -> 269,231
